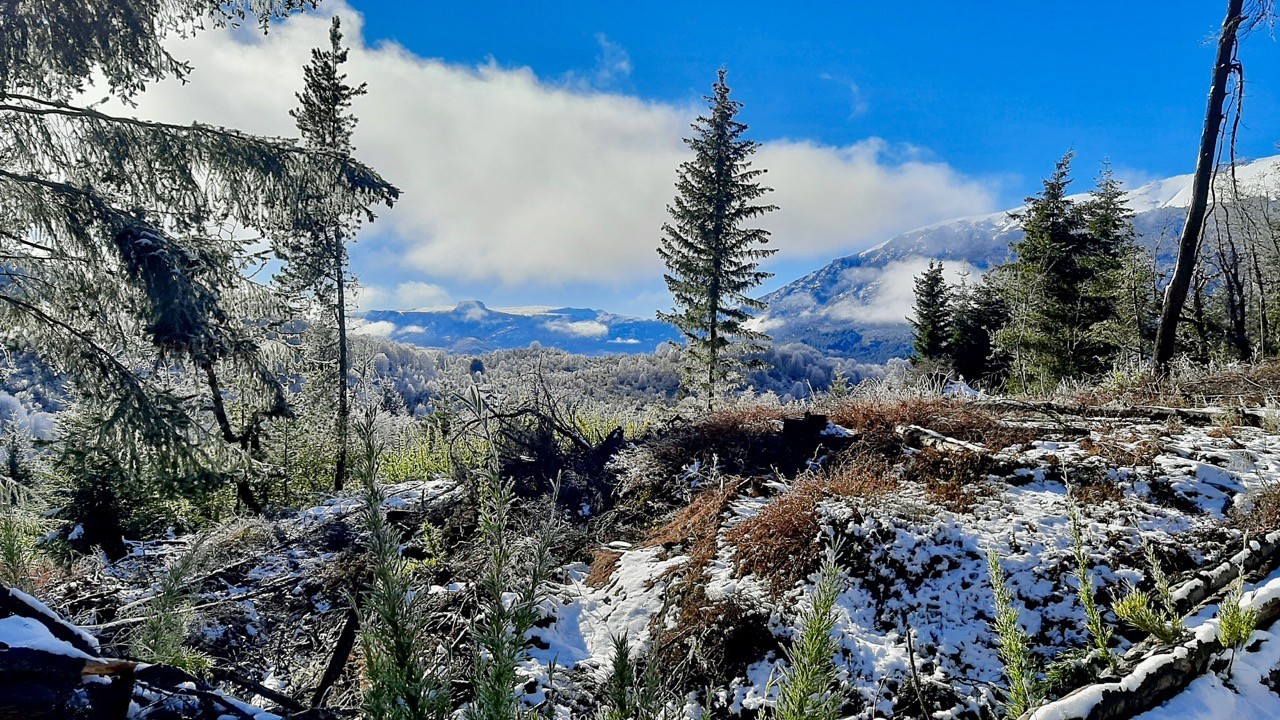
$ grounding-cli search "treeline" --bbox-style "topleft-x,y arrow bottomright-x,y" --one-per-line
909,153 -> 1280,392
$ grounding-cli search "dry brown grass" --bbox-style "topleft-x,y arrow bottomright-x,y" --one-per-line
1078,432 -> 1162,467
1235,481 -> 1280,535
825,397 -> 1040,455
640,406 -> 792,481
726,458 -> 895,592
1073,360 -> 1280,408
645,476 -> 747,566
650,581 -> 777,689
901,447 -> 996,512
1072,481 -> 1124,506
584,548 -> 623,589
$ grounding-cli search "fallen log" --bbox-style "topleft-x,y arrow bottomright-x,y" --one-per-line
1020,530 -> 1280,720
0,585 -> 100,656
1023,580 -> 1280,720
1171,530 -> 1280,614
896,424 -> 990,455
972,398 -> 1275,429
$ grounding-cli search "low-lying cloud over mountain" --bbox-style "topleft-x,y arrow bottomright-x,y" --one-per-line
752,155 -> 1280,362
354,302 -> 680,355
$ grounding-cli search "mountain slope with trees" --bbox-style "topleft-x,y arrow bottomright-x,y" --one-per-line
755,155 -> 1280,363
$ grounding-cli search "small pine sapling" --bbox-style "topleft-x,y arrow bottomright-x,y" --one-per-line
1065,486 -> 1114,665
354,411 -> 451,720
986,547 -> 1040,718
466,470 -> 562,720
599,633 -> 672,720
129,534 -> 213,676
1113,538 -> 1187,644
771,542 -> 847,720
1217,574 -> 1259,675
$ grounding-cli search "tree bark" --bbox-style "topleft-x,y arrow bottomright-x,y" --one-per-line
334,257 -> 349,493
1153,0 -> 1244,373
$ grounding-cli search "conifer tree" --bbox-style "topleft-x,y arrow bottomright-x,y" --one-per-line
948,276 -> 1010,384
995,153 -> 1128,389
658,69 -> 778,410
908,261 -> 952,364
278,16 -> 374,492
0,2 -> 398,545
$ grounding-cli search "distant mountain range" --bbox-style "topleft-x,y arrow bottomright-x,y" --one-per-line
359,156 -> 1279,362
749,154 -> 1280,362
355,301 -> 681,356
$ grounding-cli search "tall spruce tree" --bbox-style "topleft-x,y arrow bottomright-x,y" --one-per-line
278,16 -> 372,492
0,2 -> 398,549
658,70 -> 778,410
995,153 -> 1127,389
909,261 -> 952,364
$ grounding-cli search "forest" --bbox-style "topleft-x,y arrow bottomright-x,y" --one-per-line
3,1 -> 1280,720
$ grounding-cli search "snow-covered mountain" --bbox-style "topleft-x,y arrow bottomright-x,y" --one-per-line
355,301 -> 681,356
752,155 -> 1280,362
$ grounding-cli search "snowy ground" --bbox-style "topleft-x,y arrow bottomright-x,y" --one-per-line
8,409 -> 1280,718
525,417 -> 1280,718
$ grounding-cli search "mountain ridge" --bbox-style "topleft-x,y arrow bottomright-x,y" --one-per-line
749,154 -> 1280,362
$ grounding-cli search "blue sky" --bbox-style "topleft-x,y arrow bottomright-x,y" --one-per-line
351,1 -> 1278,187
131,2 -> 1280,317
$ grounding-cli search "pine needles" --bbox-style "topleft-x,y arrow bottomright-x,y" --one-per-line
1066,485 -> 1114,663
1217,574 -> 1259,675
466,469 -> 562,720
355,412 -> 451,720
598,633 -> 672,720
128,533 -> 213,676
771,542 -> 846,720
1113,538 -> 1187,644
986,547 -> 1040,718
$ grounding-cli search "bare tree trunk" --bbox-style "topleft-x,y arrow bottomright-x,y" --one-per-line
1153,0 -> 1244,373
334,259 -> 349,493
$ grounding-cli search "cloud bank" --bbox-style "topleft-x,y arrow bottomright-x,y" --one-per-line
103,4 -> 998,309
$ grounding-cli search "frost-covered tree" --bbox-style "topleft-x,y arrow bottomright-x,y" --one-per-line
948,275 -> 1010,385
277,15 -> 378,492
0,1 -> 398,548
658,69 -> 778,410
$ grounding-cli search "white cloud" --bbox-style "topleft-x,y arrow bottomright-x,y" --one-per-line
819,73 -> 869,118
350,284 -> 389,311
543,319 -> 610,338
394,281 -> 451,309
103,4 -> 997,290
822,257 -> 980,325
758,140 -> 996,258
352,320 -> 397,338
563,33 -> 632,90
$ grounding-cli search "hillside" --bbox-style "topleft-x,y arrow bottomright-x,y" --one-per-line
356,301 -> 682,356
12,373 -> 1280,719
752,156 -> 1280,362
